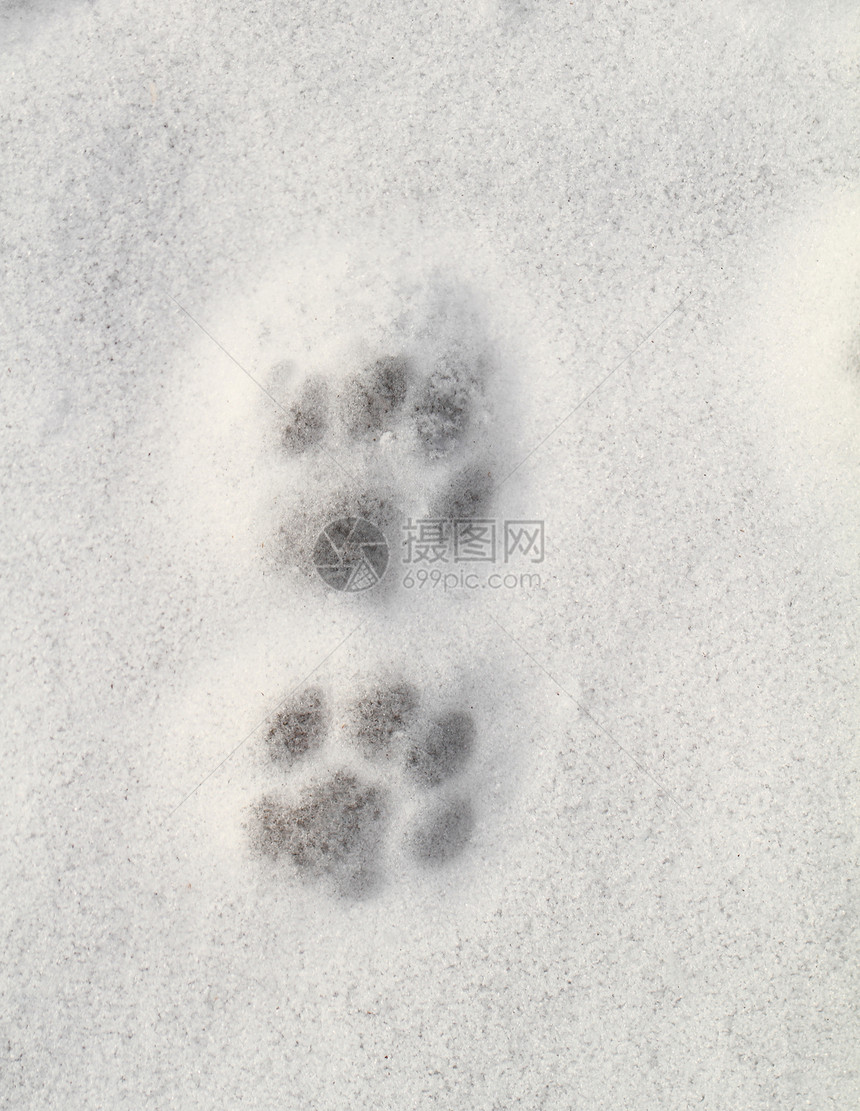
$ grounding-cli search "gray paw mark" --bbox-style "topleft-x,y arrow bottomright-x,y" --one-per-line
281,376 -> 329,454
251,772 -> 389,898
265,686 -> 327,767
249,684 -> 478,897
269,287 -> 502,589
433,463 -> 495,520
346,680 -> 420,761
341,356 -> 409,440
413,356 -> 476,456
410,796 -> 475,868
406,710 -> 476,788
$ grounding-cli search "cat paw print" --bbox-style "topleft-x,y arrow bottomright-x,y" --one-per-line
246,678 -> 478,899
261,284 -> 507,593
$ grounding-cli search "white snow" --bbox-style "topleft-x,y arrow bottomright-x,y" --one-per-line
1,1 -> 858,1108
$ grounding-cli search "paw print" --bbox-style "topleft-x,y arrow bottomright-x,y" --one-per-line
261,285 -> 503,590
247,679 -> 479,899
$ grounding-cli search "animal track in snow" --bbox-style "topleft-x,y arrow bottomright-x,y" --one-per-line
247,678 -> 481,899
167,233 -> 542,901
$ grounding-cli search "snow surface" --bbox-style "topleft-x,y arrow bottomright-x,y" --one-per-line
1,1 -> 858,1108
